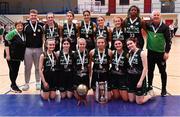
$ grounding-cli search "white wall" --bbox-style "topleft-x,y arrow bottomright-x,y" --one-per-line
152,0 -> 161,11
175,0 -> 180,13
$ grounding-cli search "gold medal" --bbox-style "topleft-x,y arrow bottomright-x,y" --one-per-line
80,70 -> 83,77
99,64 -> 103,69
86,34 -> 88,38
51,67 -> 55,71
81,66 -> 84,71
33,33 -> 36,36
115,65 -> 119,71
154,34 -> 157,38
130,25 -> 134,29
64,65 -> 68,69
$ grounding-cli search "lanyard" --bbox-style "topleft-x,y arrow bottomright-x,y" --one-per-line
98,49 -> 105,65
47,53 -> 55,67
115,50 -> 123,67
84,21 -> 90,34
98,27 -> 104,37
77,48 -> 86,70
152,20 -> 162,33
129,17 -> 138,25
116,28 -> 122,38
66,23 -> 73,37
128,49 -> 138,67
15,29 -> 25,41
49,26 -> 55,37
63,51 -> 70,65
30,21 -> 37,33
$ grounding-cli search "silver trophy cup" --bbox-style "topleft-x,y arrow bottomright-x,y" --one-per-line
95,81 -> 108,103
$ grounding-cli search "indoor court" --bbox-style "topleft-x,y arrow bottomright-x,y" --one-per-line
0,37 -> 180,116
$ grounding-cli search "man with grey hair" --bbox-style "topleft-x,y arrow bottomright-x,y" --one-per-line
146,10 -> 172,96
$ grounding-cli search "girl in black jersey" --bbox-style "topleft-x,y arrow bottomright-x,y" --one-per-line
62,11 -> 78,51
123,5 -> 146,49
89,36 -> 113,101
126,37 -> 154,104
44,12 -> 60,51
111,16 -> 126,50
78,10 -> 96,51
57,38 -> 74,99
73,38 -> 90,100
39,39 -> 58,100
95,16 -> 111,48
110,40 -> 128,101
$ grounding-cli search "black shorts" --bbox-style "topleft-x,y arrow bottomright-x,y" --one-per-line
41,71 -> 58,92
57,71 -> 73,92
109,73 -> 128,90
91,71 -> 110,91
127,74 -> 147,96
73,75 -> 89,90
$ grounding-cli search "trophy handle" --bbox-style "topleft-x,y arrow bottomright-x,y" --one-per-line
95,81 -> 99,102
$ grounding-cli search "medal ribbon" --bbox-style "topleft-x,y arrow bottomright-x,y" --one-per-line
66,23 -> 73,37
98,49 -> 105,65
30,21 -> 37,33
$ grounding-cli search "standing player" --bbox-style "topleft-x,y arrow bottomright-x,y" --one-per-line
123,5 -> 146,49
78,10 -> 96,51
111,16 -> 125,50
62,11 -> 78,51
39,39 -> 58,100
44,12 -> 60,51
94,16 -> 111,48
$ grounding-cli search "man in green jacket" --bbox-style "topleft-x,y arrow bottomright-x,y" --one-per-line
146,10 -> 172,96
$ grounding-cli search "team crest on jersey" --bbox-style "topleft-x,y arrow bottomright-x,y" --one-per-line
135,22 -> 139,25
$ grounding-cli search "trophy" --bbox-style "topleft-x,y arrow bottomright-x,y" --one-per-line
76,84 -> 88,105
95,81 -> 108,104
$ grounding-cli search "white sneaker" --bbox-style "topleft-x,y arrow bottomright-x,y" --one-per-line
22,84 -> 29,91
36,83 -> 41,90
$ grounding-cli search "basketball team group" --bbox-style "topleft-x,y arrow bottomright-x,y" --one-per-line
0,5 -> 172,105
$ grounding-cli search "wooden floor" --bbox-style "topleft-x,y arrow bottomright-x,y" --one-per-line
0,37 -> 180,95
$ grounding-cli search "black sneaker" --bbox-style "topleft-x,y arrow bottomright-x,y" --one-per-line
161,89 -> 167,97
11,85 -> 22,93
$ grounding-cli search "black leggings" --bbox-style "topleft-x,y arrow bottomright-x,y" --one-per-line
147,50 -> 167,90
7,60 -> 21,86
